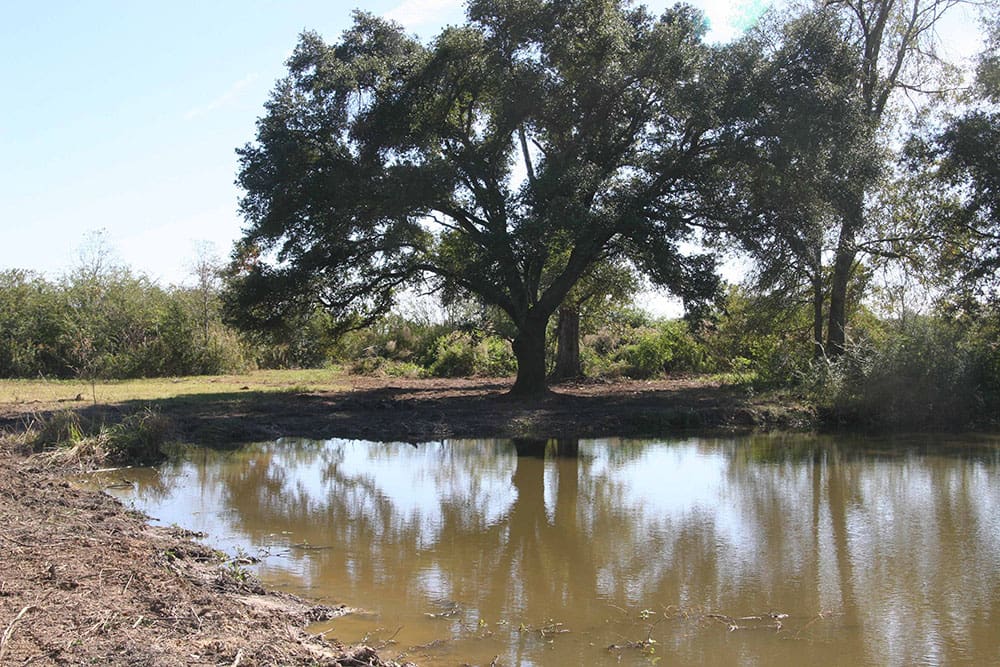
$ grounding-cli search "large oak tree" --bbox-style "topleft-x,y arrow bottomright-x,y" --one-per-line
227,0 -> 720,395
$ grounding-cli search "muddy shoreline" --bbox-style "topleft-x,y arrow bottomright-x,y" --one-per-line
0,444 -> 416,666
0,376 -> 812,665
88,376 -> 816,446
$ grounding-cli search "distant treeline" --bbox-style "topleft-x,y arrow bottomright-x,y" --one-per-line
0,267 -> 248,379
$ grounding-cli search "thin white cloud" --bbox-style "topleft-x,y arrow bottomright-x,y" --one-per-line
384,0 -> 463,29
184,73 -> 260,121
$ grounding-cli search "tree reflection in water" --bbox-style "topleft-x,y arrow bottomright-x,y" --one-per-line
113,435 -> 1000,667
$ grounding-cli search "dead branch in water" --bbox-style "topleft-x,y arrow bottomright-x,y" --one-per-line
705,611 -> 789,632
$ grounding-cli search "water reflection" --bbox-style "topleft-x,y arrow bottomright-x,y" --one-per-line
105,435 -> 1000,666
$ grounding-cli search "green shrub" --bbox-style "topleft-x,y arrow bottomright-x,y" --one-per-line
336,315 -> 451,368
428,332 -> 478,377
808,316 -> 990,428
348,356 -> 426,378
580,343 -> 624,378
425,332 -> 516,378
477,336 -> 517,376
619,330 -> 670,378
617,320 -> 709,379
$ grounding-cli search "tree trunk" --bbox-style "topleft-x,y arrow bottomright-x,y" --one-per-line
827,249 -> 854,356
511,316 -> 549,396
551,307 -> 582,382
827,212 -> 860,356
812,266 -> 825,359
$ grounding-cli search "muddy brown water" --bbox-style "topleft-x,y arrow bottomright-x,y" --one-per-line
90,434 -> 1000,666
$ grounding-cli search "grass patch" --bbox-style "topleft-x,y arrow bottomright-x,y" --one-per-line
0,369 -> 356,456
0,368 -> 352,411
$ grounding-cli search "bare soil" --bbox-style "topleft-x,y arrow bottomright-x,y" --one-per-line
0,375 -> 813,665
74,375 -> 813,446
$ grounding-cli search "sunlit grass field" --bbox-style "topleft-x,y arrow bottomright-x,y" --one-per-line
0,368 -> 352,412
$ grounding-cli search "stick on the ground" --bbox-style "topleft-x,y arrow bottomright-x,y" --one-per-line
0,603 -> 38,662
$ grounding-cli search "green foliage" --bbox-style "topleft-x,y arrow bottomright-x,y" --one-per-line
617,320 -> 709,379
618,332 -> 670,379
349,357 -> 427,378
335,314 -> 451,369
337,311 -> 517,378
697,287 -> 813,388
242,307 -> 336,370
151,294 -> 252,376
429,333 -> 478,378
805,315 -> 999,428
711,7 -> 872,296
0,271 -> 64,376
0,264 -> 253,380
427,333 -> 516,378
923,105 -> 1000,306
965,317 -> 1000,412
478,336 -> 518,377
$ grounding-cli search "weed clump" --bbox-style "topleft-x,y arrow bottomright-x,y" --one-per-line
30,408 -> 172,466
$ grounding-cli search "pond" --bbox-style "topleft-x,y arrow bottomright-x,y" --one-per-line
92,434 -> 1000,666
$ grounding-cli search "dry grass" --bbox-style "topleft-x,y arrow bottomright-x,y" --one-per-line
0,368 -> 352,415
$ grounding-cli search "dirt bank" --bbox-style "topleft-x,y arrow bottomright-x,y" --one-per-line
76,375 -> 815,447
0,440 -> 413,666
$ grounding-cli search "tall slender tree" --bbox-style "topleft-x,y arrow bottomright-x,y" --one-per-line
712,0 -> 968,356
920,9 -> 1000,307
822,0 -> 967,353
709,8 -> 874,356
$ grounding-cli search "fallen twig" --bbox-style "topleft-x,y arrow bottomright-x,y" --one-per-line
85,610 -> 117,637
537,621 -> 569,639
373,626 -> 403,649
89,466 -> 134,474
0,603 -> 38,662
0,531 -> 34,548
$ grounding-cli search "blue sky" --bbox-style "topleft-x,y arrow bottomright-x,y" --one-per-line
0,0 -> 978,291
2,1 -> 443,285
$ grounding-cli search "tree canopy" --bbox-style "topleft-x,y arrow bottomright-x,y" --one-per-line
925,11 -> 1000,307
227,0 -> 722,395
707,7 -> 875,354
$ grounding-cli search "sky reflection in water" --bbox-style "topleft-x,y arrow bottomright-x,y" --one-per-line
104,435 -> 1000,667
